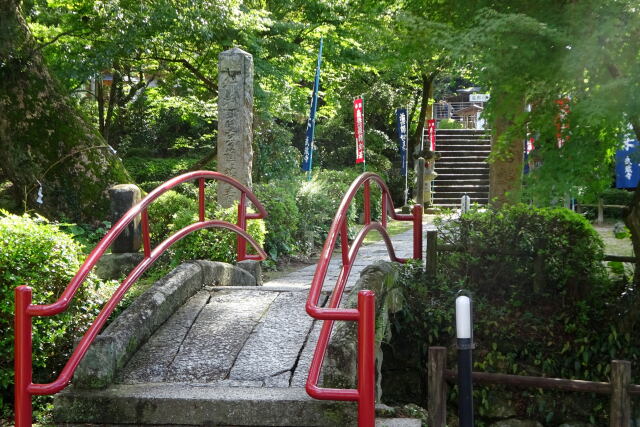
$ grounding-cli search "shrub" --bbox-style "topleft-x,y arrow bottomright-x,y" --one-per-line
436,204 -> 608,301
123,156 -> 209,183
295,170 -> 360,253
381,205 -> 633,425
254,181 -> 301,259
438,118 -> 465,129
253,121 -> 301,182
0,212 -> 102,416
146,190 -> 265,264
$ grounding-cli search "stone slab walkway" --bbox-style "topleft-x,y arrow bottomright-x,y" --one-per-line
118,220 -> 432,389
55,218 -> 434,426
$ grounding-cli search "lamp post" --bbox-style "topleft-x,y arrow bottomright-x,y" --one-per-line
456,294 -> 474,427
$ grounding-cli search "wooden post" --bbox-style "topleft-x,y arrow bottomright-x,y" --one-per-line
426,230 -> 437,278
428,346 -> 447,427
598,198 -> 604,225
609,360 -> 631,427
416,157 -> 425,207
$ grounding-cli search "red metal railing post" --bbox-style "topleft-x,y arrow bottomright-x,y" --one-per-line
381,194 -> 388,228
412,204 -> 423,260
341,221 -> 349,267
358,290 -> 376,427
364,181 -> 371,225
237,192 -> 247,261
141,208 -> 151,258
14,286 -> 33,427
198,178 -> 206,221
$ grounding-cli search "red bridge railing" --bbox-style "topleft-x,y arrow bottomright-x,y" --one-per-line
14,171 -> 267,427
305,172 -> 423,426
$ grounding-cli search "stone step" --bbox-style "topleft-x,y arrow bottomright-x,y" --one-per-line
436,135 -> 491,144
436,168 -> 489,176
433,185 -> 489,193
436,140 -> 491,146
435,162 -> 488,169
437,150 -> 491,157
435,179 -> 489,186
438,156 -> 489,163
436,129 -> 490,135
434,194 -> 489,201
433,198 -> 489,206
53,383 -> 355,426
434,192 -> 489,197
437,173 -> 489,179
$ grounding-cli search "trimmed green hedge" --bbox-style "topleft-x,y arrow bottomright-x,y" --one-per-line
0,212 -> 103,417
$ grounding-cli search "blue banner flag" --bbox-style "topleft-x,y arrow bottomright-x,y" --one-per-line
396,108 -> 408,176
302,39 -> 323,173
616,137 -> 640,188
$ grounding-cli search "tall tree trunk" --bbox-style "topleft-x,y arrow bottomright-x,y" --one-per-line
0,0 -> 131,221
488,91 -> 524,207
410,72 -> 436,158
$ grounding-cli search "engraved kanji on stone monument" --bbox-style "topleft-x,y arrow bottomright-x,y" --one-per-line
217,47 -> 254,208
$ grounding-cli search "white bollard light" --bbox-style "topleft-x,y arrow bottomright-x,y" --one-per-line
456,295 -> 472,339
456,294 -> 474,426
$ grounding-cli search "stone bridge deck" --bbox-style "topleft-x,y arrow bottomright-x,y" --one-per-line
54,222 -> 431,426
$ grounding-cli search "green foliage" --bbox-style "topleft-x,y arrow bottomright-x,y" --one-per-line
57,220 -> 112,253
437,204 -> 608,301
601,188 -> 634,219
146,190 -> 265,264
254,180 -> 301,260
437,118 -> 465,129
383,205 -> 639,424
253,120 -> 301,182
0,211 -> 102,416
123,156 -> 208,183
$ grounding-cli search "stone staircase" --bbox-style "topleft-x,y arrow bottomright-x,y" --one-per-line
432,128 -> 490,207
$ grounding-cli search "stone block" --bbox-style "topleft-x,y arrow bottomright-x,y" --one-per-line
217,47 -> 254,208
197,260 -> 257,286
95,252 -> 143,280
236,259 -> 262,285
108,184 -> 142,253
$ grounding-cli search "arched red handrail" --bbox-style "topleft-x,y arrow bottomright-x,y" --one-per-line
305,172 -> 422,426
14,171 -> 267,426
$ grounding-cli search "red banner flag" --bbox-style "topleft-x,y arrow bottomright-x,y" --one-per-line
428,119 -> 436,151
354,97 -> 365,164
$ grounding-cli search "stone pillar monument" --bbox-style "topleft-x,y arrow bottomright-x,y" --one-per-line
217,47 -> 254,208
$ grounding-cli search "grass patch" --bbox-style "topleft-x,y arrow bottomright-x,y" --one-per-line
357,218 -> 415,245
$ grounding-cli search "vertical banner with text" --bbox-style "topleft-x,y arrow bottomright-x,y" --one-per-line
396,108 -> 408,176
428,119 -> 436,152
354,97 -> 365,164
301,38 -> 323,174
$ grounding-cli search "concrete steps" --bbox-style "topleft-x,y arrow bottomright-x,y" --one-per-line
431,129 -> 491,207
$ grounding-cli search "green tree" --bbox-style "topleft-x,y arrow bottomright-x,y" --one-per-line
0,0 -> 131,221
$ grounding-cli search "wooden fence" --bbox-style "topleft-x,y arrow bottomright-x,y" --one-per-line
576,199 -> 627,226
428,347 -> 639,427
